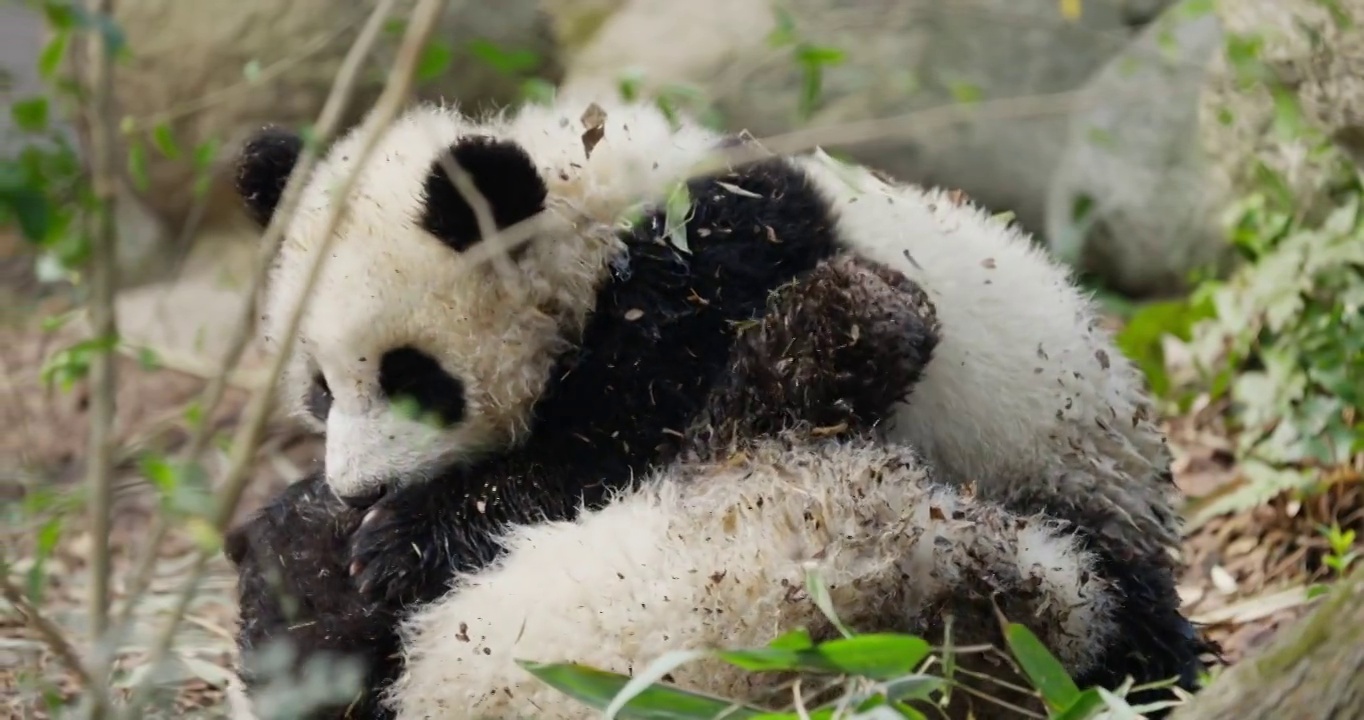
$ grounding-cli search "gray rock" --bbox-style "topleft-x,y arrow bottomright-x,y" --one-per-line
562,0 -> 1175,234
1046,0 -> 1230,297
1047,0 -> 1362,297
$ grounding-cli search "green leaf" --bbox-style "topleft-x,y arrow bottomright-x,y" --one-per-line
813,634 -> 931,679
520,78 -> 556,106
1004,623 -> 1079,711
1049,688 -> 1106,720
11,98 -> 50,132
416,40 -> 454,83
38,30 -> 70,80
617,70 -> 644,102
718,634 -> 933,680
27,515 -> 65,604
192,138 -> 221,198
1,187 -> 52,243
662,182 -> 693,254
795,44 -> 845,67
151,123 -> 181,159
467,39 -> 541,75
136,346 -> 161,370
127,139 -> 150,192
518,661 -> 768,719
40,334 -> 119,390
798,64 -> 824,119
140,454 -> 178,494
1270,84 -> 1306,139
766,628 -> 815,651
42,2 -> 78,29
804,566 -> 853,639
604,650 -> 711,719
766,5 -> 798,47
243,59 -> 262,83
948,82 -> 983,105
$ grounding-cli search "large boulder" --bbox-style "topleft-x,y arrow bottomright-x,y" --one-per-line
52,0 -> 562,286
1045,0 -> 1230,297
1047,0 -> 1363,297
557,0 -> 1175,235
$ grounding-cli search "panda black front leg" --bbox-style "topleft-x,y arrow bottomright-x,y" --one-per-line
347,455 -> 601,606
693,253 -> 941,450
345,477 -> 476,607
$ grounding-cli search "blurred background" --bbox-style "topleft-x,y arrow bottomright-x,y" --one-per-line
2,0 -> 1360,715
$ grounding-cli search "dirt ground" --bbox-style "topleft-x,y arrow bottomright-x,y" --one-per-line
1,232 -> 1361,717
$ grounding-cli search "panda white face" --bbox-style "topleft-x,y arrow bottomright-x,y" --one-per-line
235,98 -> 726,506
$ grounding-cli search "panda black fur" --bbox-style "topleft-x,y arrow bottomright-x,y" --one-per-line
225,96 -> 1208,717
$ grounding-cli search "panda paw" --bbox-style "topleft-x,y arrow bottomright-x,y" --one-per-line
730,254 -> 941,433
347,485 -> 453,607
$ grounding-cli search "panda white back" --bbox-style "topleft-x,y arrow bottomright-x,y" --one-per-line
793,155 -> 1179,553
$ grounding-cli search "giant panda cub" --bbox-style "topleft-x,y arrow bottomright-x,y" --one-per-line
225,96 -> 1207,716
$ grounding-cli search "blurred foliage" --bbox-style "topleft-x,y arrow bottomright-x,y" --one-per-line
522,568 -> 1179,720
1116,11 -> 1363,518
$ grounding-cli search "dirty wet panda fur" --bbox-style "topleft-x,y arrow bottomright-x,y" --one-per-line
237,95 -> 1187,577
224,97 -> 1209,717
227,256 -> 1197,720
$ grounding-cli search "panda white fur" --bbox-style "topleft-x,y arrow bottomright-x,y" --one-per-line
243,92 -> 1181,563
225,94 -> 1205,719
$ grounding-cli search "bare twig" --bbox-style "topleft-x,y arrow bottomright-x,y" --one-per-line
0,571 -> 95,689
81,6 -> 120,714
115,0 -> 451,715
106,0 -> 398,646
108,0 -> 403,656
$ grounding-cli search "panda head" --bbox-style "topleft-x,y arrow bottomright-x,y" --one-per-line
235,99 -> 724,507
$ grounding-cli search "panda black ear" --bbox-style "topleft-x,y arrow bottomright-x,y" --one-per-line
236,126 -> 304,228
420,135 -> 548,253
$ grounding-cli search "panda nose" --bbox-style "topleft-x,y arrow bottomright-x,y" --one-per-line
337,485 -> 387,510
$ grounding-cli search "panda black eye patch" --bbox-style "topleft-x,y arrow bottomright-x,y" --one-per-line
378,347 -> 467,427
306,372 -> 333,421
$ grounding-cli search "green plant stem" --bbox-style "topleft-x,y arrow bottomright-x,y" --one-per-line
81,4 -> 119,715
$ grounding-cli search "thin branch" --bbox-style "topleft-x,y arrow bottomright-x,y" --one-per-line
0,571 -> 95,689
81,1 -> 120,707
115,0 -> 451,715
107,0 -> 402,655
